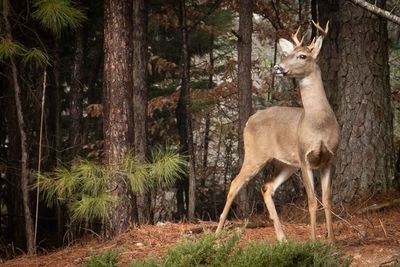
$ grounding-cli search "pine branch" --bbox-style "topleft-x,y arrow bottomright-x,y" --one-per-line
349,0 -> 400,25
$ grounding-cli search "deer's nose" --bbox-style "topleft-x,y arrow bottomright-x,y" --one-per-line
272,64 -> 285,75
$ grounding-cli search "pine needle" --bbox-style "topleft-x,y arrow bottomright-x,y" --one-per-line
0,38 -> 26,61
32,0 -> 86,34
22,48 -> 49,67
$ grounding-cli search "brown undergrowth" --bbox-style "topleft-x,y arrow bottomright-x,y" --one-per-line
2,192 -> 400,267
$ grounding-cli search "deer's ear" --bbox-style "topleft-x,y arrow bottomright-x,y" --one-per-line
278,38 -> 295,56
311,36 -> 323,58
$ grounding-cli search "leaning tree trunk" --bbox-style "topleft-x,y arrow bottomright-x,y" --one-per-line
11,60 -> 35,254
2,7 -> 35,254
103,0 -> 134,238
133,0 -> 150,224
236,0 -> 254,217
318,0 -> 394,202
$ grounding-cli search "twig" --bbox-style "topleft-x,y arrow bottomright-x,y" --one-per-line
356,198 -> 400,215
230,30 -> 242,41
315,197 -> 365,239
380,258 -> 399,266
34,70 -> 47,249
378,218 -> 388,238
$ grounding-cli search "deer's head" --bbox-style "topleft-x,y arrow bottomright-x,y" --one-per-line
273,21 -> 329,78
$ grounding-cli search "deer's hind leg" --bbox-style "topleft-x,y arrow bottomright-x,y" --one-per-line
216,158 -> 267,233
261,161 -> 297,241
320,164 -> 334,240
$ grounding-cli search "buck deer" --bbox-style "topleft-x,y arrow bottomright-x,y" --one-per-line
216,21 -> 339,241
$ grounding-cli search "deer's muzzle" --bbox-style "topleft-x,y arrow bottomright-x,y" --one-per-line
272,64 -> 287,76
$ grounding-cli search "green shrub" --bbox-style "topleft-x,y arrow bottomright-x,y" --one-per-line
85,248 -> 120,267
130,230 -> 351,267
226,241 -> 350,267
35,145 -> 186,223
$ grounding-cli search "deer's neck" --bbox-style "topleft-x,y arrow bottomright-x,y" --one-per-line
298,66 -> 332,117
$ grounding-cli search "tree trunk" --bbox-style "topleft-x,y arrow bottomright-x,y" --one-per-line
103,0 -> 134,238
49,39 -> 65,244
87,32 -> 104,105
3,68 -> 26,251
133,0 -> 150,224
176,0 -> 196,222
70,29 -> 85,157
2,7 -> 36,254
318,0 -> 394,202
11,48 -> 35,255
236,0 -> 253,218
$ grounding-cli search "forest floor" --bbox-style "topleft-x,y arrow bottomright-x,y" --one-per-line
2,192 -> 400,267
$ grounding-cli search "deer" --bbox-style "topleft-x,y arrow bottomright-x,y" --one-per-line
216,21 -> 339,241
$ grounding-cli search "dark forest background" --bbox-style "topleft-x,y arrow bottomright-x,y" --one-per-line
1,0 -> 400,257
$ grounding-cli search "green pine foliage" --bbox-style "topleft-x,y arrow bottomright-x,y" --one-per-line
35,146 -> 186,223
22,48 -> 49,67
32,0 -> 86,34
85,249 -> 120,267
124,146 -> 186,193
71,193 -> 117,221
36,161 -> 113,221
148,146 -> 186,188
0,38 -> 26,61
130,230 -> 351,267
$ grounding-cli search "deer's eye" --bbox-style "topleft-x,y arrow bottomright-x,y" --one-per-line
298,54 -> 307,60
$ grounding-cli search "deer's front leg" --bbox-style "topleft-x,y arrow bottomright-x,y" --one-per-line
301,164 -> 317,240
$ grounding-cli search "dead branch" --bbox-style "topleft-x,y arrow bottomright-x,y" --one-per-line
349,0 -> 400,25
356,198 -> 400,215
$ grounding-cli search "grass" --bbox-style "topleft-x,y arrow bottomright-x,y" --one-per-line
129,230 -> 351,267
84,248 -> 120,267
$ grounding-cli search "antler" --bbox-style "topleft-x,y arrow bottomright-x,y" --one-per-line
291,26 -> 304,48
307,20 -> 329,50
312,20 -> 329,35
307,37 -> 316,50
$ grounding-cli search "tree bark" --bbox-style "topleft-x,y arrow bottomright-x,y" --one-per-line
11,60 -> 35,254
176,0 -> 196,222
4,98 -> 26,250
2,6 -> 36,254
236,0 -> 253,218
133,0 -> 150,224
49,39 -> 64,244
103,0 -> 134,238
70,29 -> 85,157
318,0 -> 394,202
